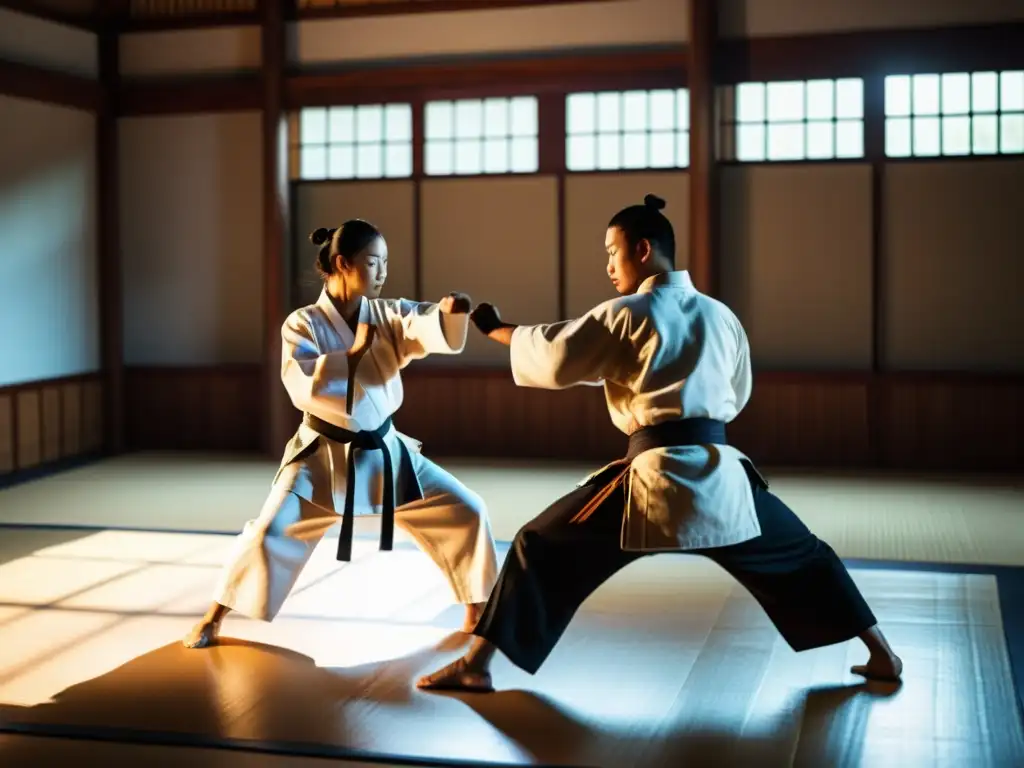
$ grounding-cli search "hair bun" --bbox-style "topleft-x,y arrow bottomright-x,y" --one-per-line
643,194 -> 666,211
309,227 -> 334,246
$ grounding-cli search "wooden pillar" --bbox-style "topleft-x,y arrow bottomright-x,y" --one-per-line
261,0 -> 291,456
687,0 -> 718,296
97,15 -> 124,453
865,71 -> 888,467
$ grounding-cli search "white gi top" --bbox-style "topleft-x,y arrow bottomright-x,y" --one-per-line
510,270 -> 762,551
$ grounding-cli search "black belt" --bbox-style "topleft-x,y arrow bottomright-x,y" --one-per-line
570,417 -> 729,525
303,413 -> 396,562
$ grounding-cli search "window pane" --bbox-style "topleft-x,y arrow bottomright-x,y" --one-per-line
835,78 -> 863,119
328,144 -> 355,178
676,130 -> 689,167
355,142 -> 382,178
300,146 -> 326,179
973,115 -> 998,154
941,116 -> 970,155
384,143 -> 411,178
384,104 -> 411,142
767,81 -> 805,121
566,135 -> 596,171
806,80 -> 834,120
623,131 -> 647,168
912,74 -> 940,116
736,123 -> 765,161
454,139 -> 482,174
912,116 -> 940,156
328,106 -> 355,143
623,91 -> 648,132
425,140 -> 453,175
301,108 -> 327,144
1001,114 -> 1024,154
649,90 -> 675,131
597,133 -> 621,169
885,76 -> 911,117
356,105 -> 383,142
736,83 -> 765,122
806,121 -> 834,158
483,98 -> 509,138
767,122 -> 804,160
566,93 -> 595,135
941,73 -> 970,115
483,137 -> 508,173
455,100 -> 483,139
425,102 -> 453,140
1001,71 -> 1024,111
650,131 -> 675,167
597,92 -> 621,133
676,88 -> 690,130
509,97 -> 537,137
510,137 -> 538,172
835,119 -> 863,158
885,117 -> 912,157
972,72 -> 998,113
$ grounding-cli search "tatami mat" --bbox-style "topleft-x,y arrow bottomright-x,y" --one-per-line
0,527 -> 1022,767
1,452 -> 1024,566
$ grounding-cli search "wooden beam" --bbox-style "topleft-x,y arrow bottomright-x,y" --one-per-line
687,0 -> 716,296
97,16 -> 124,454
261,0 -> 292,457
0,57 -> 100,111
117,74 -> 262,116
291,0 -> 618,21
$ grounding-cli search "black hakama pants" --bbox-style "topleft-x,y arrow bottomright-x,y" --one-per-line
473,466 -> 878,675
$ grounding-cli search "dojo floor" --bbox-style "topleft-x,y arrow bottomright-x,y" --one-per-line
0,454 -> 1023,767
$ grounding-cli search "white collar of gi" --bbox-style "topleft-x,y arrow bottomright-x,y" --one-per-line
316,288 -> 371,345
636,270 -> 694,295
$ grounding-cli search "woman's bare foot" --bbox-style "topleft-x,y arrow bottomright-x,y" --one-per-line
461,602 -> 486,633
417,656 -> 494,693
851,652 -> 903,682
183,619 -> 222,649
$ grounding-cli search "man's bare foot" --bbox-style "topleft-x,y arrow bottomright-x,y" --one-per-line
183,619 -> 222,649
851,652 -> 903,682
461,602 -> 486,633
417,657 -> 494,693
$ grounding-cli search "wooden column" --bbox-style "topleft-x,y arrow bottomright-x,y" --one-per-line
261,0 -> 292,456
865,71 -> 887,466
97,15 -> 124,454
687,0 -> 718,296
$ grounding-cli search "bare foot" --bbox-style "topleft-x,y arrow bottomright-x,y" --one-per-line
417,657 -> 494,693
851,653 -> 903,682
183,619 -> 222,649
461,602 -> 486,633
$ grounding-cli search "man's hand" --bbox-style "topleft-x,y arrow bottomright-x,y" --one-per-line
470,303 -> 503,336
347,322 -> 377,364
439,292 -> 472,314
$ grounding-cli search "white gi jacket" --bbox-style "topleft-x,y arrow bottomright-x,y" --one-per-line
509,270 -> 763,552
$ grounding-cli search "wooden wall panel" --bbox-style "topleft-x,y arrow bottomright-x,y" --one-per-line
130,365 -> 1021,472
124,366 -> 263,452
0,373 -> 105,485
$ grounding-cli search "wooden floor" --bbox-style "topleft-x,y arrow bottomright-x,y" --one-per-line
0,455 -> 1023,767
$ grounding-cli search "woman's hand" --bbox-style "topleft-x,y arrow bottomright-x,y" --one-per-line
438,292 -> 472,314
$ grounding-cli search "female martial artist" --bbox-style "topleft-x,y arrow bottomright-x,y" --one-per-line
184,220 -> 498,648
418,194 -> 902,691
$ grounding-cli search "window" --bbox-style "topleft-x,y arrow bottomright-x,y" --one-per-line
424,96 -> 539,176
565,89 -> 690,171
721,78 -> 864,162
296,104 -> 413,180
884,71 -> 1024,157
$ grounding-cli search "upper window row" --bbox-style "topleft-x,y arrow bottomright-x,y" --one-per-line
293,70 -> 1024,180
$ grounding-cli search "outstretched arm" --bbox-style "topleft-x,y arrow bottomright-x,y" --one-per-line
389,293 -> 472,366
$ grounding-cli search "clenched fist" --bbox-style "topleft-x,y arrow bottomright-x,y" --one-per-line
470,302 -> 503,335
438,292 -> 472,314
